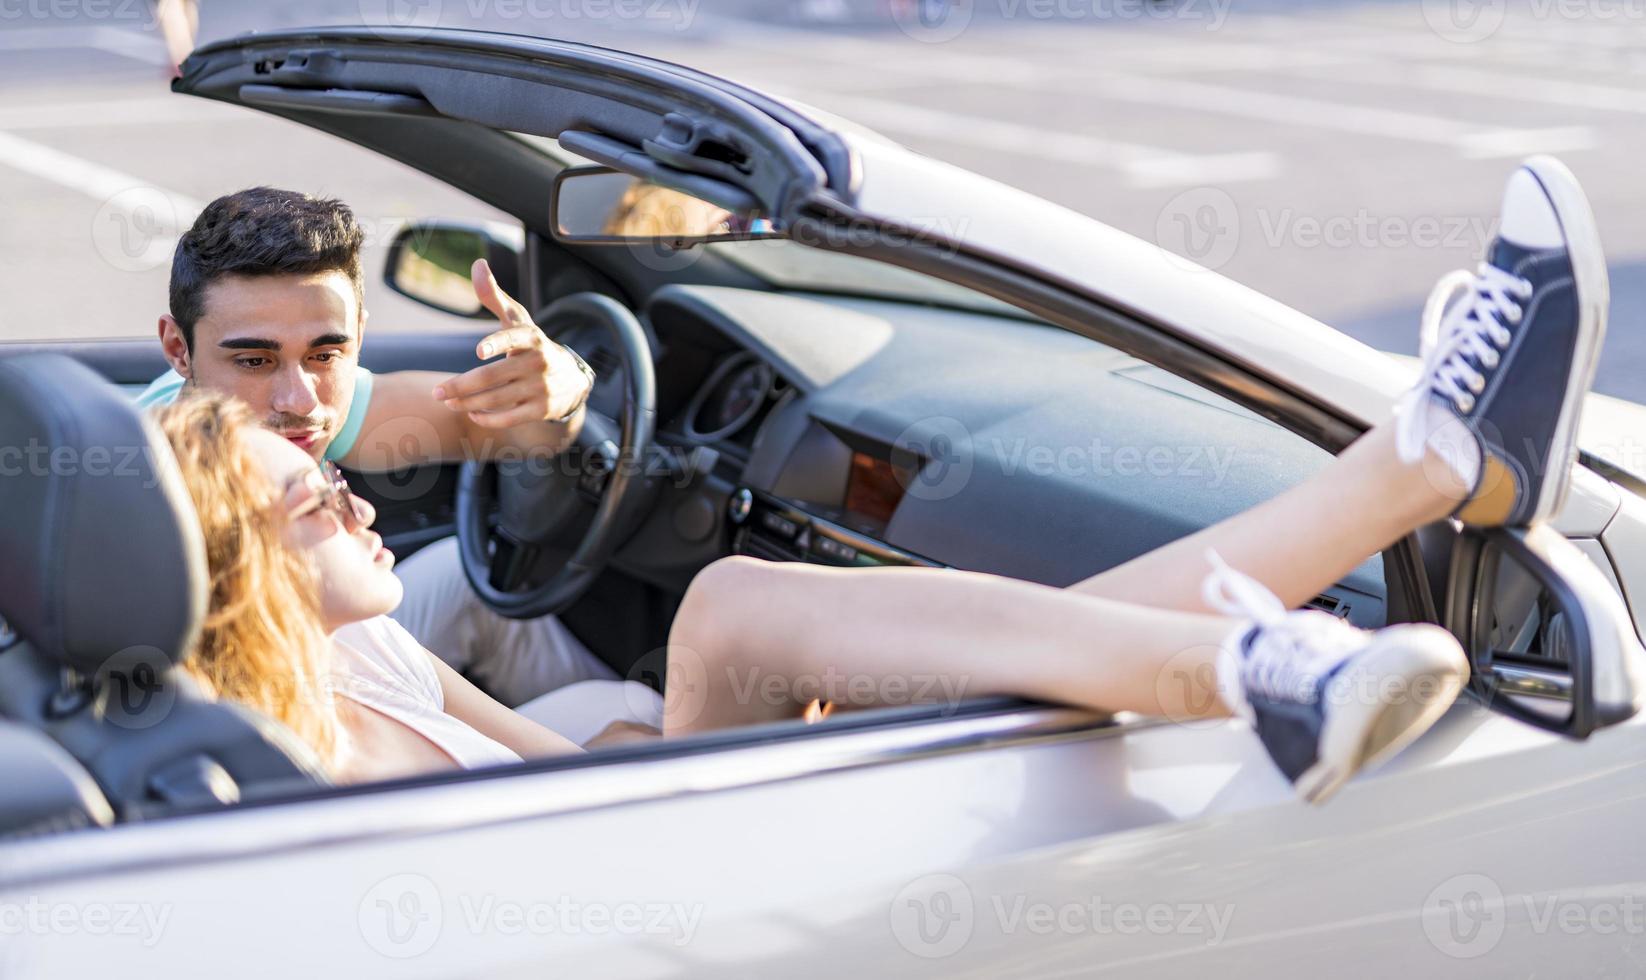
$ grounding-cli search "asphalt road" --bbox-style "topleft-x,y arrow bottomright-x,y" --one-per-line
5,0 -> 1646,400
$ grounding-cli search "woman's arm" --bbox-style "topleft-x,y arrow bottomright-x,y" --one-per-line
430,654 -> 585,758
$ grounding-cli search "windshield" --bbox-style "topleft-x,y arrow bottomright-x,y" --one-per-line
514,132 -> 1031,320
707,239 -> 1027,318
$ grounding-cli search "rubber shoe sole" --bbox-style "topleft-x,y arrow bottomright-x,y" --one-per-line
1293,624 -> 1469,805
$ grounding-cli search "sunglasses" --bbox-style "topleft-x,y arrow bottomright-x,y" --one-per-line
287,460 -> 370,534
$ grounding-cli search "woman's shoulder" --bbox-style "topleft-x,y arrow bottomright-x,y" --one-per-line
333,616 -> 443,706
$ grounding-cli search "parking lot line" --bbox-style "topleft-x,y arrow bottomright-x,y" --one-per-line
1310,63 -> 1646,116
0,129 -> 200,249
771,90 -> 1281,187
708,23 -> 1598,159
1079,73 -> 1597,158
0,25 -> 165,65
0,97 -> 242,130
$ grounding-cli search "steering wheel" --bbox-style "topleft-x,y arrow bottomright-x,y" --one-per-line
456,292 -> 656,620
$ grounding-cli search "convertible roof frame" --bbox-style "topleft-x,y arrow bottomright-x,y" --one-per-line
173,27 -> 852,229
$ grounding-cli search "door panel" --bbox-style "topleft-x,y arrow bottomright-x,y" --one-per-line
8,700 -> 1642,978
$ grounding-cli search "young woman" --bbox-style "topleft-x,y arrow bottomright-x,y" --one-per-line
157,156 -> 1603,804
158,395 -> 583,785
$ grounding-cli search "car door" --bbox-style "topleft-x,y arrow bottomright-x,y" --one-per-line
6,27 -> 1645,979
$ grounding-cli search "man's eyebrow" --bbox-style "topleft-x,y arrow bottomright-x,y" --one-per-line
309,333 -> 353,349
219,337 -> 280,351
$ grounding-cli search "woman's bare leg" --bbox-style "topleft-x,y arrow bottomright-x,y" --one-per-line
663,557 -> 1238,736
661,417 -> 1470,737
1069,418 -> 1468,612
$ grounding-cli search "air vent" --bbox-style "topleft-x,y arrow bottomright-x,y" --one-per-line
738,528 -> 804,563
1307,594 -> 1349,619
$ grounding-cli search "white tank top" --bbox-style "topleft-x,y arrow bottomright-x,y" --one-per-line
332,617 -> 522,770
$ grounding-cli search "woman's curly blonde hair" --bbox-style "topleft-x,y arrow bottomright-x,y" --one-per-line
154,392 -> 346,771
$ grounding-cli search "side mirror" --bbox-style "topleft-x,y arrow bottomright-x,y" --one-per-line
1448,523 -> 1646,738
549,165 -> 778,248
383,221 -> 523,318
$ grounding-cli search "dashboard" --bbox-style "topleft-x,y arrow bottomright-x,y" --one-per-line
565,283 -> 1389,629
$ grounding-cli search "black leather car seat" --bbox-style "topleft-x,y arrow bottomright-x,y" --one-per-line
0,354 -> 328,823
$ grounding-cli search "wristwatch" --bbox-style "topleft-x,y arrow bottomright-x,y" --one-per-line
550,344 -> 597,424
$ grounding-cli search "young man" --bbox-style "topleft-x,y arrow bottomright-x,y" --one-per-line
139,186 -> 616,706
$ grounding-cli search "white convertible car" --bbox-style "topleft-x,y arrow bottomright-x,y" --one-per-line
3,27 -> 1646,979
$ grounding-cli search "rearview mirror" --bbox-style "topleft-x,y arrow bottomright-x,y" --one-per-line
383,221 -> 523,318
549,166 -> 778,248
1449,523 -> 1646,738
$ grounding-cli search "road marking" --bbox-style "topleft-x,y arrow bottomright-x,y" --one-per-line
713,22 -> 1595,159
759,88 -> 1280,187
0,130 -> 200,214
0,25 -> 165,64
1308,63 -> 1646,116
0,97 -> 244,131
1076,73 -> 1597,158
0,130 -> 201,269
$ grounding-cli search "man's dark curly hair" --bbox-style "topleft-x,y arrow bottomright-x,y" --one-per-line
169,187 -> 365,351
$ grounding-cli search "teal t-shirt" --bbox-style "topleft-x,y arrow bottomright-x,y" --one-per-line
134,367 -> 375,462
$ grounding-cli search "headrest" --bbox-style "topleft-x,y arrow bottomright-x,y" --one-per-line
0,355 -> 207,674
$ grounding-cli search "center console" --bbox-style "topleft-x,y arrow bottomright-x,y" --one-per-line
729,488 -> 939,568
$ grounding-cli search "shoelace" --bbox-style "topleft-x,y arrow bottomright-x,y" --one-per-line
1201,550 -> 1356,704
1394,262 -> 1534,465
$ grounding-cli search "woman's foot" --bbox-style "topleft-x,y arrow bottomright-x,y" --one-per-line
1205,552 -> 1469,804
1396,155 -> 1609,527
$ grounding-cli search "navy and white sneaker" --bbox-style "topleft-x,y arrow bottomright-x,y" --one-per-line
1204,551 -> 1469,805
1396,156 -> 1608,527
